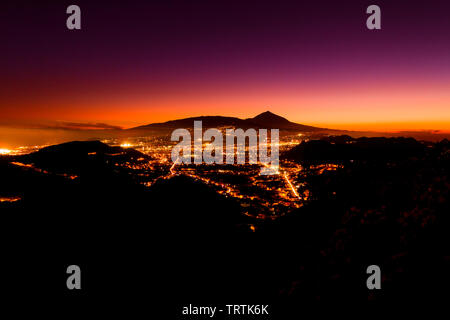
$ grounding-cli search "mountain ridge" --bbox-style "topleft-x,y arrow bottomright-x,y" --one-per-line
129,111 -> 325,132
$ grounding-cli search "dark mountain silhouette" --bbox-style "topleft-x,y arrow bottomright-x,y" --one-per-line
129,111 -> 325,132
250,110 -> 291,124
12,140 -> 151,174
111,111 -> 449,142
283,136 -> 427,162
247,110 -> 321,131
29,140 -> 149,161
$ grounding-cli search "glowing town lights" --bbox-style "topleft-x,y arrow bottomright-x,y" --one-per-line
283,173 -> 301,200
169,162 -> 176,175
1,133 -> 307,218
0,196 -> 22,203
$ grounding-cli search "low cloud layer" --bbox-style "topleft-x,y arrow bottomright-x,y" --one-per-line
0,121 -> 123,131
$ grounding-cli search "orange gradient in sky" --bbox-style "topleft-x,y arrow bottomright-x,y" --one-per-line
2,0 -> 450,138
2,77 -> 449,132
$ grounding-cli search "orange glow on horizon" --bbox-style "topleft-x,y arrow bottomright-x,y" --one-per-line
2,78 -> 450,132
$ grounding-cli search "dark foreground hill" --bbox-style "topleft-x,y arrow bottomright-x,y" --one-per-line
0,141 -> 257,311
283,135 -> 428,162
277,136 -> 450,307
0,138 -> 449,315
12,140 -> 152,173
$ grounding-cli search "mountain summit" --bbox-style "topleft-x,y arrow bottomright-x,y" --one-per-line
247,111 -> 322,131
249,111 -> 291,126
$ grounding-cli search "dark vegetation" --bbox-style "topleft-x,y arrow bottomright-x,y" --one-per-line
275,136 -> 450,307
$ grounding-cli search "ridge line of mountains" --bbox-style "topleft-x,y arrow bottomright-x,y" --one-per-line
123,111 -> 449,141
128,111 -> 329,132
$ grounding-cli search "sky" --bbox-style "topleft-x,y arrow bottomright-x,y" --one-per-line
1,0 -> 450,133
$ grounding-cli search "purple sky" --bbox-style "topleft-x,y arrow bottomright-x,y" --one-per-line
1,0 -> 450,131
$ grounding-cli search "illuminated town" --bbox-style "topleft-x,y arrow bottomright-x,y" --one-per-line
111,133 -> 309,218
0,132 -> 341,220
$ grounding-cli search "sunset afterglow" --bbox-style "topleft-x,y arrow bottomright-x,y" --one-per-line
0,149 -> 12,155
1,1 -> 449,139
